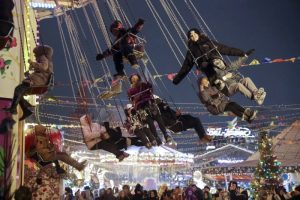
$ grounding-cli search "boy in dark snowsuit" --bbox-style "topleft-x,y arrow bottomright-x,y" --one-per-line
80,115 -> 143,161
27,125 -> 86,173
155,96 -> 212,143
4,45 -> 53,120
173,28 -> 266,105
127,73 -> 172,144
96,19 -> 144,78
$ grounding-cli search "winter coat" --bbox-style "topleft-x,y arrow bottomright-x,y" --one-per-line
127,82 -> 154,110
290,194 -> 300,200
34,125 -> 56,161
198,85 -> 229,115
173,30 -> 245,85
0,0 -> 14,21
156,99 -> 177,127
80,115 -> 108,150
28,45 -> 53,86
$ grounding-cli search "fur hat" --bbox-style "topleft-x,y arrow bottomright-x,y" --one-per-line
99,125 -> 107,134
153,95 -> 160,99
34,124 -> 47,136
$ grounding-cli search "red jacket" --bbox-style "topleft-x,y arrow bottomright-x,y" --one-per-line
127,82 -> 153,110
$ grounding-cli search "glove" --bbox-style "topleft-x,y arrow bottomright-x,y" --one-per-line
172,76 -> 180,85
96,53 -> 105,61
245,48 -> 255,56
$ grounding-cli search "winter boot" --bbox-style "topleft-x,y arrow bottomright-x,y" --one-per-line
254,88 -> 266,105
19,98 -> 33,121
152,140 -> 158,146
56,152 -> 87,171
242,108 -> 258,123
155,136 -> 162,146
163,132 -> 173,143
128,137 -> 144,147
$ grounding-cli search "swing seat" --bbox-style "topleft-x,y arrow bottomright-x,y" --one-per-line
123,44 -> 145,62
98,90 -> 120,100
25,73 -> 54,95
30,151 -> 53,167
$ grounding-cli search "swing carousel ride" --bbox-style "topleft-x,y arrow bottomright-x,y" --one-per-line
0,0 -> 300,198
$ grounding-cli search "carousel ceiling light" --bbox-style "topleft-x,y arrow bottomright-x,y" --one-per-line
29,2 -> 56,9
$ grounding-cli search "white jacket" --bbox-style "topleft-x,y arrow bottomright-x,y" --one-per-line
80,115 -> 107,150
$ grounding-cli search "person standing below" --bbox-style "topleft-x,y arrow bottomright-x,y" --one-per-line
96,19 -> 144,78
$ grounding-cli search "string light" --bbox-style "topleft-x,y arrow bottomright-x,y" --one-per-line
29,2 -> 56,9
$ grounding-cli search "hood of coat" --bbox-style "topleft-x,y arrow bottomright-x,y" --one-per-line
33,45 -> 53,60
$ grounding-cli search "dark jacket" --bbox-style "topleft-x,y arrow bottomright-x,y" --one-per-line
229,190 -> 247,200
199,85 -> 229,115
103,19 -> 144,57
290,195 -> 300,200
173,31 -> 245,85
0,0 -> 14,21
156,99 -> 177,127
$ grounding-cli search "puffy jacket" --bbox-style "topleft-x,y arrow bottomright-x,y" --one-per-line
127,82 -> 154,110
80,115 -> 107,150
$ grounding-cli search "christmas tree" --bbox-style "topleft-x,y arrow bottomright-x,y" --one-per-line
251,131 -> 282,199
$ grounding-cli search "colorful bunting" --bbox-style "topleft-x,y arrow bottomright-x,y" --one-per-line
249,59 -> 260,65
271,58 -> 285,63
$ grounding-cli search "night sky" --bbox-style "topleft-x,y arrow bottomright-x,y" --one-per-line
38,0 -> 300,125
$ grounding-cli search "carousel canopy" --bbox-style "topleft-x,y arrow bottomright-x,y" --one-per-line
200,120 -> 300,175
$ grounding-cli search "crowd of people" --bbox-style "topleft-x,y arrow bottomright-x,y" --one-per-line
60,182 -> 300,200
